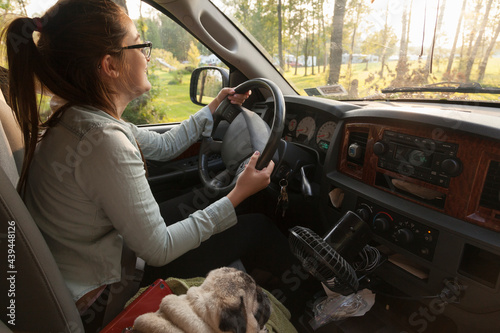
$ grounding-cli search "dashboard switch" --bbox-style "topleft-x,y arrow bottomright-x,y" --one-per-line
373,141 -> 388,156
373,217 -> 390,232
356,207 -> 371,222
420,247 -> 430,256
395,228 -> 414,244
441,158 -> 462,177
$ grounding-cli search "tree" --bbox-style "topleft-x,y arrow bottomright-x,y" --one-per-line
394,0 -> 410,86
424,0 -> 447,76
378,2 -> 390,77
141,17 -> 161,49
406,0 -> 413,55
445,0 -> 466,77
361,28 -> 397,63
278,0 -> 284,72
137,0 -> 146,44
187,41 -> 201,67
310,1 -> 315,76
303,5 -> 310,76
477,19 -> 500,82
1,0 -> 27,16
221,0 -> 279,61
293,8 -> 304,75
318,0 -> 327,73
345,0 -> 369,84
283,0 -> 302,72
465,0 -> 483,60
465,0 -> 494,81
328,0 -> 347,85
158,15 -> 197,61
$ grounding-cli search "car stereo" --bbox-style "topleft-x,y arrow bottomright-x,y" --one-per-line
373,131 -> 462,188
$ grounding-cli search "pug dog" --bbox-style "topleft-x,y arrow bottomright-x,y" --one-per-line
131,267 -> 271,333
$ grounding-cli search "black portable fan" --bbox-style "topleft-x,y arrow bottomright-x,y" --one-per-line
289,211 -> 378,295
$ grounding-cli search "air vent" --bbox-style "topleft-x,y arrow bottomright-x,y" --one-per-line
479,160 -> 500,211
347,132 -> 368,165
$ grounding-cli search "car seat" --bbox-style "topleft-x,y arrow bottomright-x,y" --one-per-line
0,89 -> 143,332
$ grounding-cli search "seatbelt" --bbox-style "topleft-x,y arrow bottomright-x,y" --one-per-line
101,244 -> 145,326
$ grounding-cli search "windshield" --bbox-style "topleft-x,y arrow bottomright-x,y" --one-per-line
212,0 -> 500,104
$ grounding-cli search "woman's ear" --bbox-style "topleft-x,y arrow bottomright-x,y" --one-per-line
99,55 -> 120,79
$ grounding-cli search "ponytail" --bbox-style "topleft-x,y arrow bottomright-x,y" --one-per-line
4,17 -> 44,194
2,0 -> 130,194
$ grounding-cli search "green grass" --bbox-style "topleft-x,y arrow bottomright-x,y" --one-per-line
283,58 -> 500,101
148,70 -> 199,123
138,58 -> 500,125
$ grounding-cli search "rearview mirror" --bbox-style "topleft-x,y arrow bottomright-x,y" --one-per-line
190,67 -> 229,106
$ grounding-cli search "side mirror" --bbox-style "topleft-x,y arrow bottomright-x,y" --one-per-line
190,67 -> 229,106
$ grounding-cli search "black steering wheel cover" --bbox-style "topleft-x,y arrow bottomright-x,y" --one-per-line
199,78 -> 285,193
234,78 -> 285,170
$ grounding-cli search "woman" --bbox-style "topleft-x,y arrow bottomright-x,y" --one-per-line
3,0 -> 280,320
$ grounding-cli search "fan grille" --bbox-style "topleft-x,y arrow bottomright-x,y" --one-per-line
289,226 -> 359,293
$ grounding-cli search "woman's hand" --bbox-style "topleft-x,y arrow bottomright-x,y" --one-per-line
227,151 -> 274,208
208,87 -> 251,114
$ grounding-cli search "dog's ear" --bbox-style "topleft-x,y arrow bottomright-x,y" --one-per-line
219,296 -> 247,333
254,288 -> 271,328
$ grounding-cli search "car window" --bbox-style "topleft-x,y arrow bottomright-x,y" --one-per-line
213,0 -> 500,106
121,0 -> 229,125
1,0 -> 225,125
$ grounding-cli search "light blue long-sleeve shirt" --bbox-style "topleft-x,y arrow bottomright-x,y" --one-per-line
24,105 -> 236,301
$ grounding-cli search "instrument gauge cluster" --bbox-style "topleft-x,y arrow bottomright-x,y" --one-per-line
316,121 -> 337,152
296,116 -> 316,142
285,115 -> 338,154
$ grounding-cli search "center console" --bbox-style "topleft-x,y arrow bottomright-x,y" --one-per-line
355,198 -> 439,261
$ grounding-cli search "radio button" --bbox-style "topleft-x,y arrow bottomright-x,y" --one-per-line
421,139 -> 436,152
374,141 -> 389,156
420,247 -> 430,256
399,164 -> 415,176
437,177 -> 450,187
385,131 -> 396,137
441,158 -> 462,177
439,142 -> 458,152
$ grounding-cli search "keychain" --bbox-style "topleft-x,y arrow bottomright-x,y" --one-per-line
276,178 -> 289,217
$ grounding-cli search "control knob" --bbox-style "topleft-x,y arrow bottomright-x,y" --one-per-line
356,207 -> 371,222
395,228 -> 414,244
441,158 -> 462,177
373,141 -> 388,156
373,217 -> 390,232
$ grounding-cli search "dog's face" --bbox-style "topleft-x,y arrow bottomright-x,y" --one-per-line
131,267 -> 271,333
187,267 -> 272,333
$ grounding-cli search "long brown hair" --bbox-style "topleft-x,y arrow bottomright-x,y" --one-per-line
2,0 -> 130,194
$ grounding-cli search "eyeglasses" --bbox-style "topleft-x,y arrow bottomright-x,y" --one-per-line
122,41 -> 152,59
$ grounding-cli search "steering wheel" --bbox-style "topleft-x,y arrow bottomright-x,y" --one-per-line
198,78 -> 285,194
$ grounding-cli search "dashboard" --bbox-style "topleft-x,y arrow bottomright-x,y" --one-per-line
279,96 -> 500,332
276,96 -> 354,164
